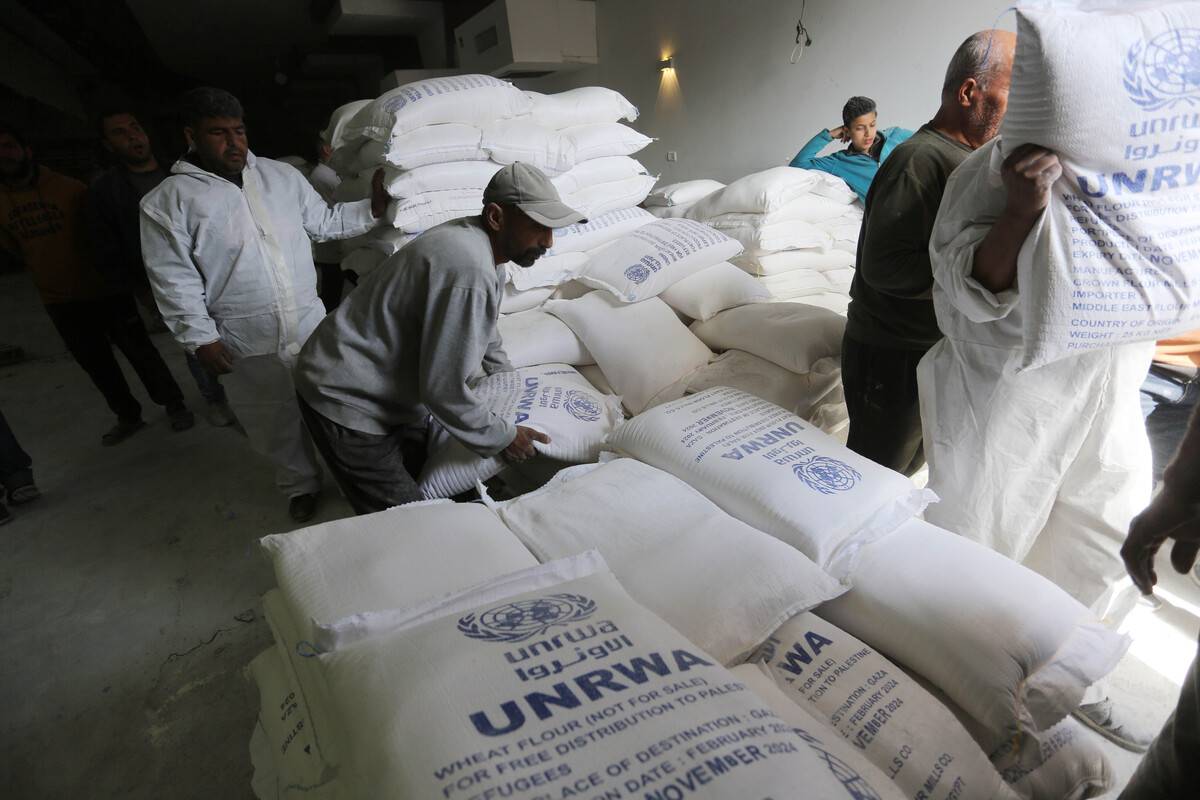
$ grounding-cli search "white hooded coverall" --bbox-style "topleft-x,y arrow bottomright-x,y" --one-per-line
140,152 -> 379,497
918,138 -> 1154,627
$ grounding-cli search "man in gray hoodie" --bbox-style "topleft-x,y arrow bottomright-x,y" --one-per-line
294,163 -> 585,514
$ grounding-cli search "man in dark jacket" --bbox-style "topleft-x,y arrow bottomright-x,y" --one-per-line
88,110 -> 235,427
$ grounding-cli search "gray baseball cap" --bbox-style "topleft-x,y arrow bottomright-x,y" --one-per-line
483,162 -> 586,228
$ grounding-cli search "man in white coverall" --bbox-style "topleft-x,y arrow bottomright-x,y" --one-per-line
920,139 -> 1155,750
140,88 -> 388,522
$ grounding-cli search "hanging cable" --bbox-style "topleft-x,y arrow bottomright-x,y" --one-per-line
790,0 -> 813,64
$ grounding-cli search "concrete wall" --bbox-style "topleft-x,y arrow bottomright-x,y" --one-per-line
520,0 -> 1013,183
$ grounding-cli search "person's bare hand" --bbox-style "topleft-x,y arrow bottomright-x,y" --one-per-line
370,168 -> 388,219
195,340 -> 234,375
829,125 -> 848,142
1002,144 -> 1062,222
1121,488 -> 1200,595
503,426 -> 550,462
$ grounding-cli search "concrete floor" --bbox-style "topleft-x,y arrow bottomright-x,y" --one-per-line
1,269 -> 1197,798
0,273 -> 351,799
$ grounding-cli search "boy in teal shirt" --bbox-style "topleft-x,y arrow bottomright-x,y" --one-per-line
788,96 -> 912,202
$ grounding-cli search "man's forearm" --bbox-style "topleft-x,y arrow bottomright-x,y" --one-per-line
970,207 -> 1041,294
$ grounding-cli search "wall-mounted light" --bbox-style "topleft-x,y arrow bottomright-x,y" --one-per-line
658,56 -> 675,71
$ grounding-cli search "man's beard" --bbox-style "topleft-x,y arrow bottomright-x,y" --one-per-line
510,247 -> 547,268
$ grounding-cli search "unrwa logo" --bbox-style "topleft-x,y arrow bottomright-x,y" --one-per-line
1125,28 -> 1200,111
458,594 -> 597,644
793,456 -> 861,495
624,264 -> 651,284
563,390 -> 602,422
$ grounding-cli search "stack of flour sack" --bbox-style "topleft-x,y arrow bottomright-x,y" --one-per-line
324,74 -> 657,280
246,391 -> 1124,800
419,203 -> 851,499
678,166 -> 867,316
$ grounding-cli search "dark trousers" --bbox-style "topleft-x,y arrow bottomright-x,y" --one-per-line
297,394 -> 425,515
841,334 -> 930,476
317,262 -> 344,312
185,351 -> 226,403
1120,634 -> 1200,799
0,408 -> 33,493
44,296 -> 185,423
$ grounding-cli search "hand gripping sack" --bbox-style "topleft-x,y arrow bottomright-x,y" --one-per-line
342,74 -> 530,144
816,518 -> 1130,744
488,458 -> 846,665
755,613 -> 1019,800
317,554 -> 899,800
418,365 -> 623,499
1001,2 -> 1200,369
577,218 -> 743,302
606,387 -> 935,577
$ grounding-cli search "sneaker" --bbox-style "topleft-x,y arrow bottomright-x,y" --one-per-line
102,419 -> 146,447
1072,697 -> 1153,753
203,399 -> 237,428
168,405 -> 195,432
288,493 -> 319,523
7,483 -> 40,505
0,503 -> 11,526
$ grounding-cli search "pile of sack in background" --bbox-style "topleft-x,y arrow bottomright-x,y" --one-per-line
320,75 -> 857,497
678,166 -> 866,316
324,75 -> 655,280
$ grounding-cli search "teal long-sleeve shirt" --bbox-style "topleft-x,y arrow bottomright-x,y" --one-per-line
788,126 -> 913,203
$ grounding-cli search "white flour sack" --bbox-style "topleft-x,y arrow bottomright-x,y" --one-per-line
419,366 -> 623,499
564,122 -> 654,160
318,556 -> 898,800
816,518 -> 1130,742
704,213 -> 832,255
383,160 -> 502,198
387,189 -> 482,233
526,87 -> 639,129
502,284 -> 556,314
508,251 -> 590,291
756,613 -> 1017,800
497,310 -> 594,369
606,387 -> 935,577
546,207 -> 656,255
729,663 -> 908,800
489,458 -> 846,665
577,218 -> 743,302
343,74 -> 530,144
377,123 -> 488,170
645,179 -> 726,208
482,120 -> 577,176
247,644 -> 334,794
544,294 -> 713,414
564,174 -> 659,220
658,261 -> 771,322
685,351 -> 842,419
734,248 -> 856,277
685,167 -> 822,220
259,501 -> 536,644
691,301 -> 847,374
1002,1 -> 1200,369
551,155 -> 649,197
